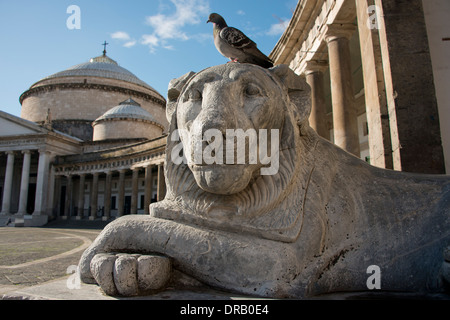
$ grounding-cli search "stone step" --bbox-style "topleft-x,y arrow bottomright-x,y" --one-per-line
0,216 -> 12,227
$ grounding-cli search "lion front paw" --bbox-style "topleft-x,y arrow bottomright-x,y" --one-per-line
90,253 -> 172,296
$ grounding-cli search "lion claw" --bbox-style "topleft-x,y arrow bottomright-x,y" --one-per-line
90,253 -> 172,296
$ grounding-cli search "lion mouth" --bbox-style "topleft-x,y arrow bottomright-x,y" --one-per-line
188,163 -> 255,195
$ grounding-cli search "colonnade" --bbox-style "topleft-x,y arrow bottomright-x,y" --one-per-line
0,149 -> 51,216
304,24 -> 361,157
56,163 -> 165,220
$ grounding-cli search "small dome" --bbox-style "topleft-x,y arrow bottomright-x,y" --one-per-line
38,54 -> 156,91
94,98 -> 158,124
92,98 -> 164,141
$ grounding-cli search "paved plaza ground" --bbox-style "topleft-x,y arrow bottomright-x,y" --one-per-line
0,219 -> 107,296
1,219 -> 449,302
0,219 -> 251,300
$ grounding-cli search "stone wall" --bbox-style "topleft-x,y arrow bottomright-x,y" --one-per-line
93,120 -> 163,141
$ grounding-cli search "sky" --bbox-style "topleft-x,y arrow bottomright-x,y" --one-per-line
0,0 -> 297,118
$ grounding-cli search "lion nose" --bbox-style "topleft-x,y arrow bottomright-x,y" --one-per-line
199,109 -> 229,133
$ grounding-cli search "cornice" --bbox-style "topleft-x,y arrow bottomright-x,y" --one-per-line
20,82 -> 166,107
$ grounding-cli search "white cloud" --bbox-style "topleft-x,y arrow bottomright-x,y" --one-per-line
111,31 -> 131,41
111,31 -> 137,48
266,19 -> 290,36
124,40 -> 137,48
237,10 -> 245,16
142,0 -> 210,52
141,34 -> 159,47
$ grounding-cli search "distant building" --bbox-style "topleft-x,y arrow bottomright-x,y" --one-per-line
0,52 -> 167,226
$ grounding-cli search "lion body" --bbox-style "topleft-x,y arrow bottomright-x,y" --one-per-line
79,63 -> 450,298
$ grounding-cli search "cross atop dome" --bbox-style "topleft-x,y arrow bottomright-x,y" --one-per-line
102,41 -> 109,56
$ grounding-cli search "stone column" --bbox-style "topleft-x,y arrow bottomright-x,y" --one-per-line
1,151 -> 15,215
325,24 -> 360,157
304,61 -> 329,139
356,0 -> 393,169
156,163 -> 166,202
47,166 -> 56,217
103,171 -> 112,220
33,150 -> 51,215
144,165 -> 153,214
17,150 -> 32,215
53,175 -> 62,218
374,0 -> 445,173
117,169 -> 126,217
64,174 -> 73,219
131,168 -> 139,214
90,172 -> 99,220
77,173 -> 86,219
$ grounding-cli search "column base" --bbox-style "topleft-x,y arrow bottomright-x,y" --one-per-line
5,214 -> 49,227
89,216 -> 96,221
0,215 -> 13,227
75,216 -> 82,221
101,216 -> 110,221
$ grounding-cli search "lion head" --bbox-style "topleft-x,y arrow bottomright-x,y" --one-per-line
151,63 -> 316,242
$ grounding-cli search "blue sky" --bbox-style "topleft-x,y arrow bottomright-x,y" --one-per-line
0,0 -> 296,117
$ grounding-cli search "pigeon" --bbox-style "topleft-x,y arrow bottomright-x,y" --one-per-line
207,13 -> 274,69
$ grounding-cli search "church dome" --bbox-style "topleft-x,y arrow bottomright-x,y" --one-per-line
92,98 -> 164,141
94,98 -> 157,123
20,51 -> 168,141
38,54 -> 156,92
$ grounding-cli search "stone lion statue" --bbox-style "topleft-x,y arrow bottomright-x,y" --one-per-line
79,63 -> 450,298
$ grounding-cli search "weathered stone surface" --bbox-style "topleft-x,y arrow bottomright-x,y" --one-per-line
90,253 -> 118,296
89,253 -> 172,296
137,255 -> 171,291
113,254 -> 138,296
79,63 -> 450,298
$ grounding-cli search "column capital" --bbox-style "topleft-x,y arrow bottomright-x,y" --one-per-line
21,150 -> 32,155
37,148 -> 50,154
303,60 -> 329,75
324,23 -> 356,42
5,150 -> 15,156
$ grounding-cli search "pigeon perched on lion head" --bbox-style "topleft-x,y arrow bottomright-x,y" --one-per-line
207,13 -> 274,68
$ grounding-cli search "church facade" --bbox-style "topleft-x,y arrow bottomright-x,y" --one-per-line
1,0 -> 449,227
0,52 -> 168,227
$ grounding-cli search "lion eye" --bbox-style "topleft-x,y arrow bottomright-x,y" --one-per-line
186,89 -> 202,101
244,83 -> 261,97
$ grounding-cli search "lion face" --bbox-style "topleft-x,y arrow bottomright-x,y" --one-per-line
176,64 -> 287,195
157,63 -> 312,241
